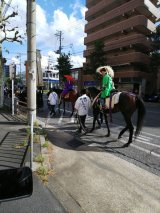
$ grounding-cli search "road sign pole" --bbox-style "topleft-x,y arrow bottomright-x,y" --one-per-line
12,79 -> 14,115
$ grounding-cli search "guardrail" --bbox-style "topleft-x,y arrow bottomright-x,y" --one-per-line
15,99 -> 28,115
3,96 -> 28,115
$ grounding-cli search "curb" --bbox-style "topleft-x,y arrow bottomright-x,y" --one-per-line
47,176 -> 85,213
36,119 -> 86,212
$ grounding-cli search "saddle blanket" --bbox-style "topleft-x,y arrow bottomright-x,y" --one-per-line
105,92 -> 121,109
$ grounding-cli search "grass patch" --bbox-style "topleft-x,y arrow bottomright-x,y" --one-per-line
21,140 -> 28,147
34,134 -> 40,143
34,120 -> 39,128
34,154 -> 44,163
13,140 -> 28,149
26,128 -> 31,137
42,140 -> 49,148
35,166 -> 53,182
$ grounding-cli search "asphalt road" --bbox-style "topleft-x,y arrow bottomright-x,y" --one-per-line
37,98 -> 160,213
37,98 -> 160,177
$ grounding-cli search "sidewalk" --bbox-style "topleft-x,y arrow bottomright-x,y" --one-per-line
0,111 -> 30,170
42,124 -> 160,213
1,110 -> 160,212
0,110 -> 42,171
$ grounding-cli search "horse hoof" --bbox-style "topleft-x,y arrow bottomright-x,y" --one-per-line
105,134 -> 110,137
122,143 -> 130,148
89,129 -> 94,133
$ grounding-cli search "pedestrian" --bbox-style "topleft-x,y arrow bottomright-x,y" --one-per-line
74,88 -> 91,133
48,88 -> 58,117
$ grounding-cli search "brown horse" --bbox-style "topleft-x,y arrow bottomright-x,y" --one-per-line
54,88 -> 78,116
87,87 -> 146,147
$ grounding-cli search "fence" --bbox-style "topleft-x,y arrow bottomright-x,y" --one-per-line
4,96 -> 28,116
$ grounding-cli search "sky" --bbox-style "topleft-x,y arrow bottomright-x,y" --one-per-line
2,0 -> 87,74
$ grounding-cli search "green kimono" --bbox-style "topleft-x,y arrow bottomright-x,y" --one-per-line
101,74 -> 113,98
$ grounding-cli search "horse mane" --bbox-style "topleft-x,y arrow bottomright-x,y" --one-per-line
87,86 -> 99,92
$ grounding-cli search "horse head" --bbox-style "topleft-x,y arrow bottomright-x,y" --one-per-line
87,87 -> 100,99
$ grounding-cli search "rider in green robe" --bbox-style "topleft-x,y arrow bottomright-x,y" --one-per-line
100,68 -> 114,99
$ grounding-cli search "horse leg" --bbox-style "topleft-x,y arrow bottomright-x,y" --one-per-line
118,126 -> 128,139
63,101 -> 65,115
100,112 -> 103,124
90,113 -> 97,132
96,118 -> 101,128
121,114 -> 134,147
58,103 -> 60,114
70,103 -> 74,117
58,97 -> 62,114
104,113 -> 110,137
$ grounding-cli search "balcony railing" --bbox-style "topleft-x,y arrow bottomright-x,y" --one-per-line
84,15 -> 156,45
107,52 -> 150,66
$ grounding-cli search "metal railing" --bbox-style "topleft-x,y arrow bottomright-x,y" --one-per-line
15,99 -> 28,115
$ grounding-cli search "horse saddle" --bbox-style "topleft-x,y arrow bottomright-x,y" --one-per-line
105,92 -> 121,109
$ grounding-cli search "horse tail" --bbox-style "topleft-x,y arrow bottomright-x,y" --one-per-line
135,96 -> 146,137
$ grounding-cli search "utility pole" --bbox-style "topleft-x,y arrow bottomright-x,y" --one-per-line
55,30 -> 63,55
55,30 -> 63,85
26,0 -> 36,170
26,0 -> 36,124
0,0 -> 5,107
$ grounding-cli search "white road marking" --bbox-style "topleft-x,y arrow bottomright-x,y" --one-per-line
58,114 -> 64,125
146,110 -> 160,114
135,139 -> 160,148
120,138 -> 160,158
136,136 -> 151,142
56,108 -> 160,144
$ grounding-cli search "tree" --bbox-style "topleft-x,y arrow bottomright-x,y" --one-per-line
55,53 -> 73,84
85,39 -> 106,74
0,0 -> 22,107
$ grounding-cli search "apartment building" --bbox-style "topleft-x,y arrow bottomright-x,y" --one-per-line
84,0 -> 160,95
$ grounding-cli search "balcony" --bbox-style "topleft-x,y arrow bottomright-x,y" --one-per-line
85,0 -> 159,34
83,34 -> 152,57
149,0 -> 160,7
107,52 -> 150,66
105,34 -> 152,52
85,0 -> 129,21
114,70 -> 151,79
84,15 -> 156,45
136,0 -> 160,22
